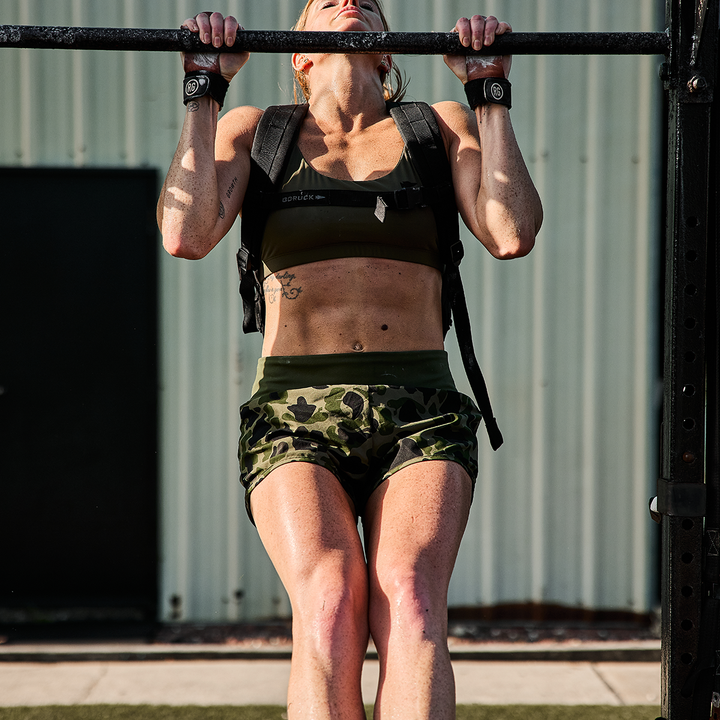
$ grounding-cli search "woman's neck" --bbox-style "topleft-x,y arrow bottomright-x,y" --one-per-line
306,54 -> 388,132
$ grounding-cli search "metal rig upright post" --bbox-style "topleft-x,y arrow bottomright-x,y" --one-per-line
659,0 -> 719,718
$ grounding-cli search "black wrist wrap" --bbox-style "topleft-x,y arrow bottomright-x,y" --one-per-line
183,70 -> 230,109
464,77 -> 512,110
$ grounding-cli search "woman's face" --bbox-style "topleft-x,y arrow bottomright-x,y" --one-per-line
302,0 -> 386,33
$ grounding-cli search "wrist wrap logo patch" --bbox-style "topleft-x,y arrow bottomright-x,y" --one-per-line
183,70 -> 230,108
489,81 -> 506,102
184,75 -> 208,98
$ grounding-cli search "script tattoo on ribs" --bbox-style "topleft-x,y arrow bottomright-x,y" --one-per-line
264,272 -> 303,304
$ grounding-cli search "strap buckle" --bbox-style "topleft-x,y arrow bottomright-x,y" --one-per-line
393,185 -> 425,210
449,240 -> 464,266
237,245 -> 250,270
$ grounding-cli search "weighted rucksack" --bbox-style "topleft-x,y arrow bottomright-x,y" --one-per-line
237,101 -> 503,450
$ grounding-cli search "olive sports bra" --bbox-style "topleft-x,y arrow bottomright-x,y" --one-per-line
260,143 -> 441,277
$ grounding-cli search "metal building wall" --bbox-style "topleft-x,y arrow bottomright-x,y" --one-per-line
0,0 -> 663,622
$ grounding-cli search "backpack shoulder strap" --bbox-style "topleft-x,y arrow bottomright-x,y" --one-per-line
250,104 -> 310,186
389,102 -> 444,176
238,104 -> 309,335
390,101 -> 503,451
389,102 -> 465,273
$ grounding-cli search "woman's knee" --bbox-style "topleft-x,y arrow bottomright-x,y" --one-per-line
292,556 -> 370,656
369,564 -> 448,644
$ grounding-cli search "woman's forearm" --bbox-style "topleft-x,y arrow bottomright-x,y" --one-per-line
474,103 -> 543,258
158,98 -> 224,259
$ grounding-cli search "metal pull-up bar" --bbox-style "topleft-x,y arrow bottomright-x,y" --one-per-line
0,25 -> 670,56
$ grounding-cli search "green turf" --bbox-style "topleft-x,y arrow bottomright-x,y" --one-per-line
0,707 -> 662,720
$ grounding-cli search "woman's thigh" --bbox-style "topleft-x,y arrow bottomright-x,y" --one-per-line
363,460 -> 473,618
251,462 -> 368,604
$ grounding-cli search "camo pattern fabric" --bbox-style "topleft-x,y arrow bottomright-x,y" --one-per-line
238,384 -> 482,522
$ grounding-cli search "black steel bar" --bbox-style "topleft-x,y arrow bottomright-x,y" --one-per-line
659,0 -> 718,718
0,25 -> 670,56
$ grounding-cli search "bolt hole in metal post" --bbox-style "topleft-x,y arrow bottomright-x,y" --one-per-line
688,75 -> 708,92
683,418 -> 696,430
683,385 -> 696,396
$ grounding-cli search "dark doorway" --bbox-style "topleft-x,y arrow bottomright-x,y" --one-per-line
0,168 -> 158,639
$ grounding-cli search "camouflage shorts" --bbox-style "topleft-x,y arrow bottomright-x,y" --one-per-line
238,384 -> 482,523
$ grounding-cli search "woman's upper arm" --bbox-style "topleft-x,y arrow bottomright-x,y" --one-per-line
431,101 -> 485,240
214,105 -> 264,230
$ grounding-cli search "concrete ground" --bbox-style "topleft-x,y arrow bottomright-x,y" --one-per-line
0,641 -> 661,707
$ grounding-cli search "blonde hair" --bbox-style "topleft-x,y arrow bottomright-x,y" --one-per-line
292,0 -> 408,103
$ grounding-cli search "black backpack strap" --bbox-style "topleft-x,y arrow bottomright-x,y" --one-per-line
238,104 -> 309,334
251,104 -> 310,186
390,101 -> 503,450
444,262 -> 504,450
389,102 -> 460,334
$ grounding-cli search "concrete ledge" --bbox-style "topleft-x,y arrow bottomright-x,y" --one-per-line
0,640 -> 660,663
447,641 -> 660,663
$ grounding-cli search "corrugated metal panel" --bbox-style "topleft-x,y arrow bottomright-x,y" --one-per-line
439,0 -> 663,615
1,0 -> 662,622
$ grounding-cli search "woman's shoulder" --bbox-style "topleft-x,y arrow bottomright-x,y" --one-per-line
429,101 -> 479,152
430,100 -> 476,129
218,105 -> 265,135
216,105 -> 265,151
220,104 -> 265,126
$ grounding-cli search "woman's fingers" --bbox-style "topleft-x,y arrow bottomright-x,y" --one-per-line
209,12 -> 227,47
454,15 -> 512,50
182,12 -> 239,47
180,13 -> 246,78
454,16 -> 473,47
224,16 -> 240,47
450,15 -> 513,80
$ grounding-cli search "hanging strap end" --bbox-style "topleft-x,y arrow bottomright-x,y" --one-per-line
485,417 -> 504,451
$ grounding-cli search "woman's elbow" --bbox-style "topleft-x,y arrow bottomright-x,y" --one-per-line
162,231 -> 208,260
479,197 -> 543,259
492,235 -> 534,260
486,222 -> 538,260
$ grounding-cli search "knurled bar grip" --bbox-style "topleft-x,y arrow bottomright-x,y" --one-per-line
0,26 -> 671,56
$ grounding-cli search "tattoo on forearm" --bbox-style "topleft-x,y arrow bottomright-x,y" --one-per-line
187,101 -> 200,113
226,176 -> 239,200
263,272 -> 303,304
218,201 -> 226,219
